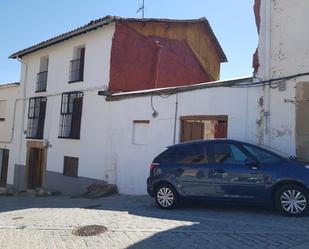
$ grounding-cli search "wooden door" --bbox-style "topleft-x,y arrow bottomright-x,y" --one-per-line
27,148 -> 44,189
0,149 -> 9,187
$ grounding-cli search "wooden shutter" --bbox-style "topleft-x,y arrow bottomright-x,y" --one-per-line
70,96 -> 83,139
0,149 -> 9,187
36,98 -> 46,138
63,156 -> 78,177
79,47 -> 85,81
214,120 -> 228,138
181,120 -> 204,142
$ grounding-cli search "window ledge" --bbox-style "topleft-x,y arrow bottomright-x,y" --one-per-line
35,90 -> 47,93
58,136 -> 80,140
68,80 -> 83,84
26,137 -> 43,140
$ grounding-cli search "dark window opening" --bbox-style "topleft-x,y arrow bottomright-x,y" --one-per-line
59,92 -> 83,139
63,156 -> 78,177
69,47 -> 85,83
27,97 -> 47,139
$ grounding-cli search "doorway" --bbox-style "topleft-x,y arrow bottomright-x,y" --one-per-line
0,149 -> 9,187
27,148 -> 44,189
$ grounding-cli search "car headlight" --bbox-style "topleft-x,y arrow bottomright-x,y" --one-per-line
305,165 -> 309,170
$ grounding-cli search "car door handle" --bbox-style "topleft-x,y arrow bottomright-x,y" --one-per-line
214,169 -> 225,174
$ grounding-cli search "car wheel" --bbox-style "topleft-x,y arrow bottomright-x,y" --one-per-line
275,184 -> 309,217
155,183 -> 178,209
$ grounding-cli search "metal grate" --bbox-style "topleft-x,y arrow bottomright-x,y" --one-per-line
72,225 -> 107,236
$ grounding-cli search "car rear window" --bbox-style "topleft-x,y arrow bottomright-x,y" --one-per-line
155,148 -> 177,163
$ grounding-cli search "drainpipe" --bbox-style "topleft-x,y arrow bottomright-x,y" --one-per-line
263,0 -> 272,147
173,93 -> 179,144
154,41 -> 163,88
17,57 -> 28,163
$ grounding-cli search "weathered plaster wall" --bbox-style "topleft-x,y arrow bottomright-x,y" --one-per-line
255,0 -> 309,156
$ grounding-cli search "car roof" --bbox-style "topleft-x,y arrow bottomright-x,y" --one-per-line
167,139 -> 243,148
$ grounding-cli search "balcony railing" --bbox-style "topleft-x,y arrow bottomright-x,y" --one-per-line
69,58 -> 84,83
36,71 -> 48,92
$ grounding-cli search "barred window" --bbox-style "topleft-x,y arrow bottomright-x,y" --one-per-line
59,92 -> 83,139
69,47 -> 85,83
27,97 -> 47,139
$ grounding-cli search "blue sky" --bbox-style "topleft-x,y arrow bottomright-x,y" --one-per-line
0,0 -> 258,83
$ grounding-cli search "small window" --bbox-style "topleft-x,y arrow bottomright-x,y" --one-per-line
59,92 -> 83,139
213,143 -> 248,164
180,116 -> 228,142
175,144 -> 208,164
132,120 -> 150,145
0,100 -> 7,121
27,97 -> 47,139
63,156 -> 78,177
243,144 -> 282,164
69,46 -> 85,83
36,56 -> 49,92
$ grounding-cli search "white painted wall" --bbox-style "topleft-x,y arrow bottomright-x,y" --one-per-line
0,84 -> 20,144
0,84 -> 22,185
256,0 -> 309,156
108,85 -> 262,194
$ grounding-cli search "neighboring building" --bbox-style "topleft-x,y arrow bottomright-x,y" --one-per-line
6,16 -> 227,194
253,0 -> 309,160
0,83 -> 20,188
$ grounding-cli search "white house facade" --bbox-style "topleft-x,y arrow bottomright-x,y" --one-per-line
0,83 -> 20,188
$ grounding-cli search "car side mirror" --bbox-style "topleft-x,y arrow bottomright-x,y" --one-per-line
245,158 -> 259,169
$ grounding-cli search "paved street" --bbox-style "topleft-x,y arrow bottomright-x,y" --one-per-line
0,195 -> 309,249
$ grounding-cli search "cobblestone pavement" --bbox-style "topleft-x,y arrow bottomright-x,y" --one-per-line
0,195 -> 309,249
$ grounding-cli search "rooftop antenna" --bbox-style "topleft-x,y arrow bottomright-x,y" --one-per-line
136,0 -> 145,18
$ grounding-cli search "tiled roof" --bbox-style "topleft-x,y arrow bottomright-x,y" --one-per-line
9,16 -> 227,62
0,82 -> 20,89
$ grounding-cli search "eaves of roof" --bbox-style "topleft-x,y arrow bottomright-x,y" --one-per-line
0,82 -> 20,89
104,76 -> 253,101
9,15 -> 227,62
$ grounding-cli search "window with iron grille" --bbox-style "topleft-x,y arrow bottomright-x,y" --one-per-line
27,97 -> 47,139
69,47 -> 85,83
36,56 -> 49,92
63,156 -> 79,177
59,92 -> 83,139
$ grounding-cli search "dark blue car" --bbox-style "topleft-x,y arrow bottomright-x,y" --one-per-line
147,139 -> 309,216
